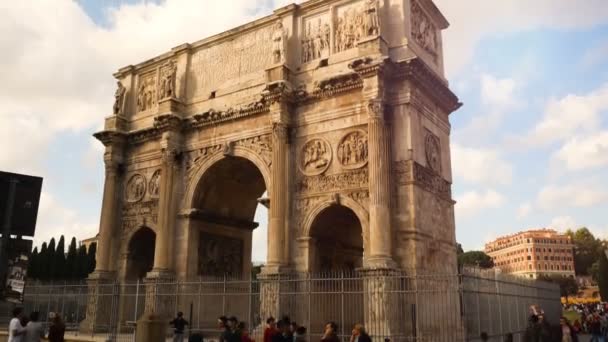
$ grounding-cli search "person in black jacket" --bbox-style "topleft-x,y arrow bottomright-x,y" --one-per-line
350,324 -> 371,342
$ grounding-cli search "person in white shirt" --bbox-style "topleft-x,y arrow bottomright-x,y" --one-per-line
8,307 -> 25,342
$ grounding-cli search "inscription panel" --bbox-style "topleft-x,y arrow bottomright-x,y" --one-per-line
188,26 -> 274,100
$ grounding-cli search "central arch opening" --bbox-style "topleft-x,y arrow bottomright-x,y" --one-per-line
310,204 -> 363,272
193,156 -> 266,277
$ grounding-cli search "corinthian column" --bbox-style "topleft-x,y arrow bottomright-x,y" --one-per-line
266,122 -> 289,269
95,145 -> 124,274
151,146 -> 180,274
366,99 -> 395,269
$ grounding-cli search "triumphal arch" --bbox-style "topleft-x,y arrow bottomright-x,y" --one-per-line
85,0 -> 461,336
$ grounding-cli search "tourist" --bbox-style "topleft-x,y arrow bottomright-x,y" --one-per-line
219,316 -> 229,342
321,322 -> 339,342
350,324 -> 371,342
558,317 -> 578,342
480,332 -> 489,342
589,312 -> 604,342
503,333 -> 513,342
47,313 -> 65,342
289,322 -> 298,337
24,312 -> 44,342
227,316 -> 242,342
524,314 -> 540,342
272,320 -> 292,342
8,307 -> 25,342
294,326 -> 307,342
170,311 -> 189,342
538,315 -> 553,342
264,317 -> 278,342
239,322 -> 254,342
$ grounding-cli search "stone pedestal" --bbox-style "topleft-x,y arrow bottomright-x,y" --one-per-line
143,270 -> 176,321
80,271 -> 117,334
257,270 -> 293,321
158,97 -> 183,114
135,313 -> 168,342
359,268 -> 400,340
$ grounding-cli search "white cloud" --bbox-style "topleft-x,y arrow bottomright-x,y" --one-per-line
456,189 -> 505,219
517,202 -> 532,219
581,38 -> 608,69
554,131 -> 608,171
435,0 -> 608,76
520,84 -> 608,146
34,192 -> 98,248
480,74 -> 517,109
451,144 -> 513,185
537,184 -> 608,210
549,216 -> 577,232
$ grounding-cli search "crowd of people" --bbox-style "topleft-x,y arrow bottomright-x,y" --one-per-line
7,307 -> 65,342
521,304 -> 607,342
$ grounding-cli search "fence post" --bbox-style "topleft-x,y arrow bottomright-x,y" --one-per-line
307,273 -> 311,342
340,271 -> 345,341
248,276 -> 252,330
197,277 -> 202,331
222,274 -> 227,315
134,279 -> 140,322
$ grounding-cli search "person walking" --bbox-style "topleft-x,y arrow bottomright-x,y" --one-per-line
264,317 -> 278,342
558,317 -> 578,342
170,312 -> 189,342
219,316 -> 229,342
272,320 -> 292,342
239,322 -> 254,342
8,307 -> 25,342
294,326 -> 307,342
350,324 -> 371,342
226,316 -> 242,342
47,313 -> 65,342
321,322 -> 339,342
24,312 -> 45,342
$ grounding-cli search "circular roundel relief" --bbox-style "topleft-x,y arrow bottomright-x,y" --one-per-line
299,138 -> 332,176
337,130 -> 368,169
425,133 -> 441,173
125,174 -> 147,203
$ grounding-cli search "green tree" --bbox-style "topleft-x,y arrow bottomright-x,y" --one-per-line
41,241 -> 53,281
53,236 -> 66,280
87,243 -> 97,275
539,274 -> 579,301
458,251 -> 494,269
598,249 -> 608,301
65,237 -> 78,280
77,245 -> 89,279
28,247 -> 39,280
569,227 -> 601,275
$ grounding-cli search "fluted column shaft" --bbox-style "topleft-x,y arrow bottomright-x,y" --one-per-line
367,99 -> 394,266
152,148 -> 179,272
267,122 -> 288,266
96,159 -> 121,273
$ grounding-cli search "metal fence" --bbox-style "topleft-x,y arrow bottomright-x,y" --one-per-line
21,269 -> 560,342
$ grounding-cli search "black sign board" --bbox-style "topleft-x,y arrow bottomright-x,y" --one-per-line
4,238 -> 32,303
0,171 -> 43,237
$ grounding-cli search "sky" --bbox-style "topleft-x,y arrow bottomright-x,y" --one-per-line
0,0 -> 607,261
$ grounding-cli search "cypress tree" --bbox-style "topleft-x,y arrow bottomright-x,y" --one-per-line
87,243 -> 97,275
28,247 -> 39,280
66,237 -> 78,280
599,251 -> 608,301
54,236 -> 66,280
47,238 -> 56,281
39,242 -> 49,281
77,245 -> 89,279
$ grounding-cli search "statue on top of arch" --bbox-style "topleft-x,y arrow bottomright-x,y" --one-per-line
272,20 -> 287,64
158,60 -> 177,100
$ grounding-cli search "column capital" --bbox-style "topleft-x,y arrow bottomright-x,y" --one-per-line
160,147 -> 181,167
103,152 -> 123,174
272,122 -> 289,143
367,98 -> 385,120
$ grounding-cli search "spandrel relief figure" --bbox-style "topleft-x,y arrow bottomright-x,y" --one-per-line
321,21 -> 331,56
272,20 -> 287,64
113,81 -> 126,116
313,20 -> 323,60
364,0 -> 379,36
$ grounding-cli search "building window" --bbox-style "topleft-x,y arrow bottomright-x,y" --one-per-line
527,256 -> 531,260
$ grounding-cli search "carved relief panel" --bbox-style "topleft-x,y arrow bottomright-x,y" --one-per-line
137,71 -> 157,112
411,0 -> 438,58
424,130 -> 441,173
149,170 -> 161,198
337,130 -> 368,169
301,13 -> 332,64
299,138 -> 332,176
334,0 -> 379,53
198,233 -> 243,276
158,60 -> 177,100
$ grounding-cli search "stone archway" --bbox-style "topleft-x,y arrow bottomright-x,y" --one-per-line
187,154 -> 267,277
308,204 -> 364,272
125,227 -> 156,281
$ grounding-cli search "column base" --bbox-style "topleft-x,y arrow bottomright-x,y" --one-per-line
357,267 -> 400,340
257,266 -> 293,323
79,271 -> 117,334
363,256 -> 397,270
135,313 -> 168,342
